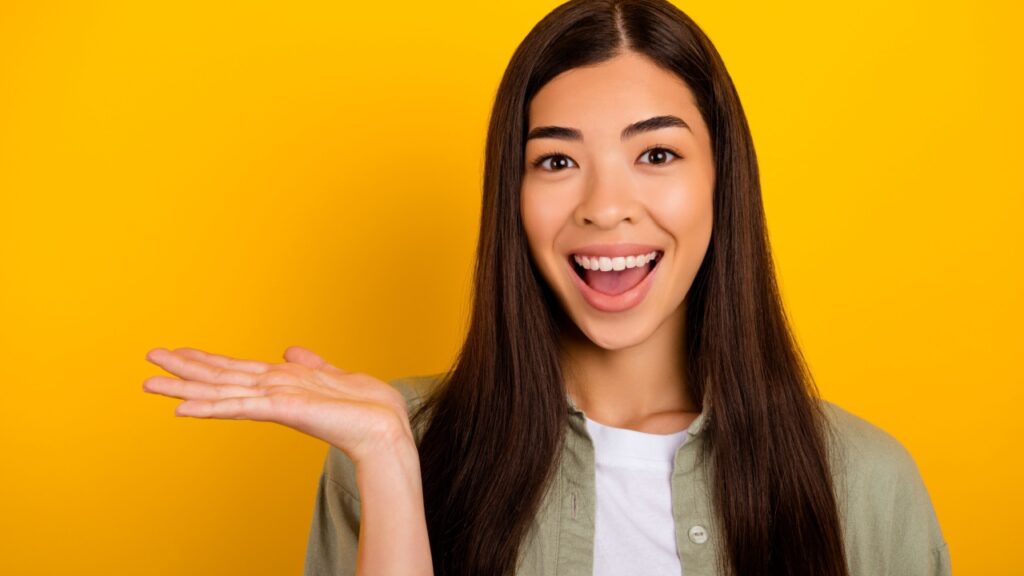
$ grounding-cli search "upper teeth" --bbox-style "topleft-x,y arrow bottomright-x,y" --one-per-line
573,251 -> 659,271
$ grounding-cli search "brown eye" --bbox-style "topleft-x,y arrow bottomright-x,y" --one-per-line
638,147 -> 681,165
533,153 -> 578,172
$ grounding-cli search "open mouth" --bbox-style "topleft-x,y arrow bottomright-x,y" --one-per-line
569,251 -> 663,296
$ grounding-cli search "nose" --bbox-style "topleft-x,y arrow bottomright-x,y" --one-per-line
573,162 -> 643,229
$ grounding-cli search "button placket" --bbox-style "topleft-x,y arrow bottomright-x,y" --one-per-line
672,433 -> 719,575
555,410 -> 596,576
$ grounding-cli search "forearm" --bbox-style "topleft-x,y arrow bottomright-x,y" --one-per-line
354,440 -> 434,576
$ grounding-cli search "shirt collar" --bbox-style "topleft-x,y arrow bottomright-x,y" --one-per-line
566,388 -> 709,436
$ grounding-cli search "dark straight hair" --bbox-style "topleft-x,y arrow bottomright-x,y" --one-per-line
410,1 -> 850,574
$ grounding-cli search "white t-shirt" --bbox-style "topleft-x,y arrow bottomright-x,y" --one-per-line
584,414 -> 690,576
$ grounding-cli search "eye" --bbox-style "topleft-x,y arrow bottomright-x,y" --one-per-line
638,146 -> 682,166
531,152 -> 578,172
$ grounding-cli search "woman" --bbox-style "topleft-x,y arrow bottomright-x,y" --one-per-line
143,0 -> 950,575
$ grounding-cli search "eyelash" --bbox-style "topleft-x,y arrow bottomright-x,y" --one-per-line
530,144 -> 682,171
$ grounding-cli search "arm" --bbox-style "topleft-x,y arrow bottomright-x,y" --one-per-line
303,374 -> 436,576
354,437 -> 433,576
304,430 -> 433,576
139,346 -> 434,576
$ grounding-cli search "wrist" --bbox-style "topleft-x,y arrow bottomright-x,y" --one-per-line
344,409 -> 418,464
354,431 -> 422,484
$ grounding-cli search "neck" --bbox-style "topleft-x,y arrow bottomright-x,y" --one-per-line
558,302 -> 698,431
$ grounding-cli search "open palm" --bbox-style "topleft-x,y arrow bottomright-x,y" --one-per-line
143,345 -> 414,465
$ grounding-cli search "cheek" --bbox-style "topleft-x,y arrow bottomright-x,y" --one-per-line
648,172 -> 714,249
520,186 -> 574,254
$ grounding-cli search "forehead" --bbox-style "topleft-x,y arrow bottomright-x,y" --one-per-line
527,51 -> 700,131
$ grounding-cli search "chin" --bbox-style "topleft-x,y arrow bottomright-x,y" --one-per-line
572,313 -> 656,351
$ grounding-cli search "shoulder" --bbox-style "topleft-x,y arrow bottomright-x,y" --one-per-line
816,399 -> 950,574
322,372 -> 447,501
816,398 -> 929,506
817,399 -> 916,478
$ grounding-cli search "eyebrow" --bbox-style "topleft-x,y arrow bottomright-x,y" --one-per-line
525,114 -> 691,142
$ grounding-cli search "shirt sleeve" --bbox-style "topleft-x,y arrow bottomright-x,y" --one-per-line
819,400 -> 952,576
887,442 -> 951,576
303,446 -> 361,576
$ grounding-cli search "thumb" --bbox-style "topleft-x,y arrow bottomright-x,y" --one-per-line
283,345 -> 346,374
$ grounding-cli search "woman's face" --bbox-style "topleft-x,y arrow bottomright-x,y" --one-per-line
521,50 -> 715,350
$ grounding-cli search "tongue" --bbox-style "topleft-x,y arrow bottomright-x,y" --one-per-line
583,264 -> 651,295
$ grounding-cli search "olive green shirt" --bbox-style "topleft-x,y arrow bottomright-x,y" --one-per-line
304,374 -> 951,575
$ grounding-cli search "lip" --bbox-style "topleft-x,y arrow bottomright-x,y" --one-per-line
565,246 -> 662,313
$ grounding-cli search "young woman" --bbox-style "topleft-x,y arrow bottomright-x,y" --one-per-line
143,1 -> 950,575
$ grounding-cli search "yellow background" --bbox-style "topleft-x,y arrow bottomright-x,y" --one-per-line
1,1 -> 1020,574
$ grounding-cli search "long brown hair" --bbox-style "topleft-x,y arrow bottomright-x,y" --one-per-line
410,1 -> 849,574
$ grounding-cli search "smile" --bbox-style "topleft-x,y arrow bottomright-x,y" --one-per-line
566,250 -> 662,313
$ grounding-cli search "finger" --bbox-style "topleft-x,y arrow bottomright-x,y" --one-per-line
283,345 -> 346,375
175,395 -> 287,421
172,347 -> 270,375
143,375 -> 263,401
146,348 -> 260,387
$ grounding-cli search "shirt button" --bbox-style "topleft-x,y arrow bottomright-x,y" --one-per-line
688,525 -> 709,544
